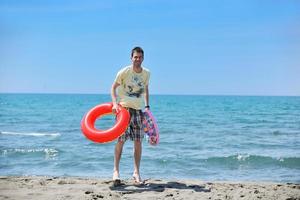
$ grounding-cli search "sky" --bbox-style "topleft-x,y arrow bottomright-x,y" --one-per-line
0,0 -> 299,95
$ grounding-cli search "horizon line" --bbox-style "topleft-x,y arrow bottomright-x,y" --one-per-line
0,92 -> 299,97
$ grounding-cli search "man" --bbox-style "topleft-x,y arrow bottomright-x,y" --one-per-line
111,46 -> 150,185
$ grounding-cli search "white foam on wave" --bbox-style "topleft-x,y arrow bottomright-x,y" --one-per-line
236,154 -> 250,161
0,131 -> 61,137
1,148 -> 59,159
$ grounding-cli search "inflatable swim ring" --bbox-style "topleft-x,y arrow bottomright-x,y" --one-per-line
81,102 -> 130,143
143,109 -> 159,145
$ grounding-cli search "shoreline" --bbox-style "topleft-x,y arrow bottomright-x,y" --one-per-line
0,176 -> 299,200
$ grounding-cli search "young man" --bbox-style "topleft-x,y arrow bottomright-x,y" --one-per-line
111,47 -> 150,185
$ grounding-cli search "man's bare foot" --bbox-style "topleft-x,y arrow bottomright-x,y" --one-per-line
132,173 -> 144,185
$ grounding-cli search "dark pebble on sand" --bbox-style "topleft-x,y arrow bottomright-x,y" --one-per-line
92,194 -> 104,199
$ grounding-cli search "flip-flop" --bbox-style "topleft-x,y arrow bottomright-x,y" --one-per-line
113,179 -> 121,187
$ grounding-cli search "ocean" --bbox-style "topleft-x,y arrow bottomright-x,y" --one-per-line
0,94 -> 299,183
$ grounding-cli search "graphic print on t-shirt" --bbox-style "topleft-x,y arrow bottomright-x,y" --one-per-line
125,74 -> 145,98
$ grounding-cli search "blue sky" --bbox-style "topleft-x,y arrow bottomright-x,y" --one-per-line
1,0 -> 299,95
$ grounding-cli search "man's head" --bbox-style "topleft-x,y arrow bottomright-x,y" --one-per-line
131,46 -> 144,58
131,47 -> 144,67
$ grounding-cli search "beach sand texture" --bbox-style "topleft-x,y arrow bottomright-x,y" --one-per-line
0,176 -> 299,200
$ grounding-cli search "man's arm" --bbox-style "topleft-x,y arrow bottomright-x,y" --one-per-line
111,82 -> 120,112
144,85 -> 149,110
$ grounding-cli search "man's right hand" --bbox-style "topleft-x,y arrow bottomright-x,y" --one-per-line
112,103 -> 119,114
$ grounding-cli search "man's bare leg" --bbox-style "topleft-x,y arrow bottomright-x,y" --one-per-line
113,140 -> 125,181
133,140 -> 143,183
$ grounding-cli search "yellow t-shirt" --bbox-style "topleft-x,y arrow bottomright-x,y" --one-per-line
114,65 -> 150,110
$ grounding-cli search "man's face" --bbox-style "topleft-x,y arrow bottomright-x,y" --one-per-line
131,52 -> 144,66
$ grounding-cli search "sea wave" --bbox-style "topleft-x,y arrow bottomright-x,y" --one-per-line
1,148 -> 59,158
0,131 -> 61,137
204,154 -> 300,169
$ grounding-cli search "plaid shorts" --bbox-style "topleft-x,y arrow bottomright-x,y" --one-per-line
118,108 -> 144,142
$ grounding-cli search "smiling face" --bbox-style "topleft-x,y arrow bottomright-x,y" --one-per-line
131,51 -> 144,68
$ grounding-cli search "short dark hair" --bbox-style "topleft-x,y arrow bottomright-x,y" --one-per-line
131,46 -> 144,58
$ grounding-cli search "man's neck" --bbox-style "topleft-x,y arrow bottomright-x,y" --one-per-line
132,65 -> 142,73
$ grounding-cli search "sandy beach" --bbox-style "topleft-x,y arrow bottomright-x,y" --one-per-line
0,176 -> 299,200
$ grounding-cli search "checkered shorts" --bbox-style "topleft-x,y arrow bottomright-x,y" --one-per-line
118,108 -> 144,142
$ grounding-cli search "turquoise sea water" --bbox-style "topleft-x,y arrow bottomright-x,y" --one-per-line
0,94 -> 299,183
